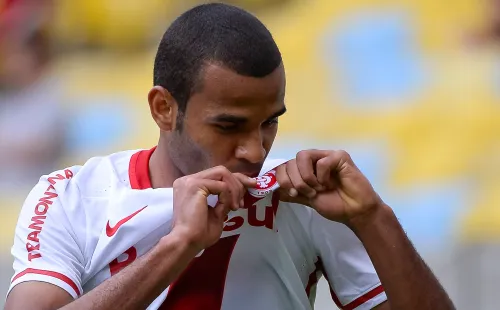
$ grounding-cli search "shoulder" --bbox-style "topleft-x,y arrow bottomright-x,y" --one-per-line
71,149 -> 142,194
23,149 -> 143,214
52,149 -> 142,195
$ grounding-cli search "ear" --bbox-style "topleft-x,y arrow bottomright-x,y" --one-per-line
148,86 -> 178,132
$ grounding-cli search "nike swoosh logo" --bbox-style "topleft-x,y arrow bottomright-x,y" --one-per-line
106,206 -> 148,237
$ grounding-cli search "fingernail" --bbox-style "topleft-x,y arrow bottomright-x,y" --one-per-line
289,188 -> 298,197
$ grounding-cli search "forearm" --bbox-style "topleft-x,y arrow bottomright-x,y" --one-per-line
61,232 -> 199,310
348,204 -> 455,310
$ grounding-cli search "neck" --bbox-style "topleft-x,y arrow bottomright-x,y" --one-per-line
149,140 -> 183,188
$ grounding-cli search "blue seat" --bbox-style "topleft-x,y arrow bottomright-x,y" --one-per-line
321,9 -> 426,108
66,96 -> 135,155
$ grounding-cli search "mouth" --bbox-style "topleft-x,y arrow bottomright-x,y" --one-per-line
235,167 -> 263,178
228,164 -> 264,178
241,171 -> 260,178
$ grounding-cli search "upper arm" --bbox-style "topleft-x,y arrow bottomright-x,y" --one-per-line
6,170 -> 85,309
5,282 -> 73,310
309,210 -> 387,310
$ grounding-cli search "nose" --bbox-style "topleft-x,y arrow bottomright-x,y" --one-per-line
235,131 -> 267,164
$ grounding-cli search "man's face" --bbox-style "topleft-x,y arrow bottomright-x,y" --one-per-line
168,63 -> 286,177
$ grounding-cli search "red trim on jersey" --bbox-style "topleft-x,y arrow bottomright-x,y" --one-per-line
305,260 -> 321,297
159,235 -> 240,310
12,268 -> 81,296
317,258 -> 384,310
317,258 -> 344,309
129,148 -> 242,309
129,147 -> 156,190
343,285 -> 385,310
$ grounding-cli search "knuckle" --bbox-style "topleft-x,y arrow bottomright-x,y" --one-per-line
317,159 -> 329,169
173,177 -> 188,188
220,182 -> 229,192
277,175 -> 292,189
286,159 -> 296,169
302,172 -> 316,183
172,178 -> 181,188
280,180 -> 292,190
296,150 -> 309,160
184,177 -> 197,188
338,149 -> 351,159
294,180 -> 309,191
216,165 -> 230,174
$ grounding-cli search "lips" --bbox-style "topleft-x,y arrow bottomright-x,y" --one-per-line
242,171 -> 260,178
232,166 -> 262,178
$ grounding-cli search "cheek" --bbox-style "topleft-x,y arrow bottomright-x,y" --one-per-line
196,134 -> 238,163
169,127 -> 211,173
189,127 -> 237,163
262,127 -> 278,151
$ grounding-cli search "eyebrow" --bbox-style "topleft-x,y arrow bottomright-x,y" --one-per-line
209,106 -> 287,124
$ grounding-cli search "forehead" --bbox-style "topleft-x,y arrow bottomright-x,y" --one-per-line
188,63 -> 286,113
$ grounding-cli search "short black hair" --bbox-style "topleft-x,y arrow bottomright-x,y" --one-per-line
153,3 -> 282,113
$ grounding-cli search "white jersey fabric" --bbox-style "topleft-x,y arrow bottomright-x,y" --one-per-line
9,148 -> 387,310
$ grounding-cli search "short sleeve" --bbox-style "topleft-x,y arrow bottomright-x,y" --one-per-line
310,211 -> 387,310
8,170 -> 85,299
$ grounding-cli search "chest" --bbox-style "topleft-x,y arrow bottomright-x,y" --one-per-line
83,194 -> 316,295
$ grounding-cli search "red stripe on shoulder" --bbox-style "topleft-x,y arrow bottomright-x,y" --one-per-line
12,268 -> 81,296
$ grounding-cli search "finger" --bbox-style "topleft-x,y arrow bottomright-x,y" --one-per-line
277,187 -> 310,205
296,150 -> 324,191
225,174 -> 245,211
286,160 -> 317,198
316,150 -> 352,187
196,166 -> 239,210
233,173 -> 257,208
275,163 -> 293,191
212,200 -> 232,222
194,165 -> 232,181
298,149 -> 331,163
316,157 -> 334,188
200,179 -> 235,210
233,173 -> 257,189
198,179 -> 228,196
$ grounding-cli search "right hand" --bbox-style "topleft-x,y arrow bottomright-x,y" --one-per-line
171,166 -> 256,251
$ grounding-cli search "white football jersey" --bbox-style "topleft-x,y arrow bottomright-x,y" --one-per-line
8,148 -> 387,310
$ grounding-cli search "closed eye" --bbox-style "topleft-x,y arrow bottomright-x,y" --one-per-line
263,117 -> 279,126
215,123 -> 239,132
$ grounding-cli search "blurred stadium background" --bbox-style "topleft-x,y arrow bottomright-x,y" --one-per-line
1,0 -> 500,309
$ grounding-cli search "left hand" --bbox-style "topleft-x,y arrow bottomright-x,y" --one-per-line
275,149 -> 385,224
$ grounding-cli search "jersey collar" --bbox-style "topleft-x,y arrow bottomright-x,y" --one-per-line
129,147 -> 156,190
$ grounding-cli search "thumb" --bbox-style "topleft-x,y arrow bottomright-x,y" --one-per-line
212,201 -> 230,222
277,188 -> 310,206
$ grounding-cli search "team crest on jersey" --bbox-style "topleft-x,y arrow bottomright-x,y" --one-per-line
248,170 -> 280,198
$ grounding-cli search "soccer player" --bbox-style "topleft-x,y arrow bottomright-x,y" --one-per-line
5,3 -> 455,310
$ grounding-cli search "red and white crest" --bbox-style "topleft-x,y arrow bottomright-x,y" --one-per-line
249,169 -> 280,198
